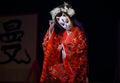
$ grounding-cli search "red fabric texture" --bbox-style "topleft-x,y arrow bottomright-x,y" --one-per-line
40,26 -> 88,83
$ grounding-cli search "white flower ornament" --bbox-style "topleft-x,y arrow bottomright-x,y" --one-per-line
50,2 -> 75,21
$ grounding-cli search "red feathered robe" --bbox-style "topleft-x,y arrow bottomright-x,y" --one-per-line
40,26 -> 88,83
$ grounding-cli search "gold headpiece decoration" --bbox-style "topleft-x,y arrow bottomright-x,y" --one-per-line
50,2 -> 75,21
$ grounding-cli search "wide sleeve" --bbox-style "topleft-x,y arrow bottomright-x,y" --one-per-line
42,28 -> 54,52
62,29 -> 88,82
40,28 -> 55,82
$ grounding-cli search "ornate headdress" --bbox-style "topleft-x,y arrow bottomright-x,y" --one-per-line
50,2 -> 75,21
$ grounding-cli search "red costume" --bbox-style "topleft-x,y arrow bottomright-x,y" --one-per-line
40,26 -> 88,83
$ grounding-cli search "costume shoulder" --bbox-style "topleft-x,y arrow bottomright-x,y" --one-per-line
75,26 -> 86,37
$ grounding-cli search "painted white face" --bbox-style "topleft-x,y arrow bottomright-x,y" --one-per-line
56,13 -> 71,30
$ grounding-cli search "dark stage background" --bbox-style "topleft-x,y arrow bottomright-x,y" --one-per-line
0,0 -> 117,83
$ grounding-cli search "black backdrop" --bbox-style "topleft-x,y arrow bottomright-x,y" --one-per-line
0,0 -> 117,83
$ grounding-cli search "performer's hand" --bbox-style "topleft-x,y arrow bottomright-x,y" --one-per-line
57,44 -> 63,51
49,20 -> 55,31
49,20 -> 55,38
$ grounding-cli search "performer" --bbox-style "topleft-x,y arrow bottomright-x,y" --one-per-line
40,2 -> 89,83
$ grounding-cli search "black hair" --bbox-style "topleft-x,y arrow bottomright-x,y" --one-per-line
53,23 -> 64,34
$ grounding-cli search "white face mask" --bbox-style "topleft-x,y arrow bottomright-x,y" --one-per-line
56,13 -> 71,30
